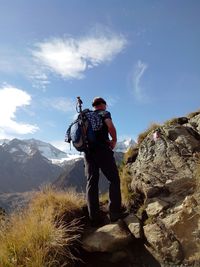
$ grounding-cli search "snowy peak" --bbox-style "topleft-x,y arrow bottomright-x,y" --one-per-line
0,138 -> 81,164
0,139 -> 9,146
0,138 -> 135,164
1,138 -> 66,159
114,138 -> 135,152
23,139 -> 67,159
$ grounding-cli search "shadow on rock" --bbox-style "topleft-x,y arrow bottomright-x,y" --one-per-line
75,238 -> 161,267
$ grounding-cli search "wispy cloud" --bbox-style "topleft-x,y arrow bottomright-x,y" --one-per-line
0,84 -> 38,138
43,97 -> 75,113
106,96 -> 119,107
32,33 -> 127,80
131,60 -> 148,102
0,30 -> 127,89
0,47 -> 51,90
29,71 -> 50,90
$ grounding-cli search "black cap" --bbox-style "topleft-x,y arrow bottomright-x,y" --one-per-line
92,97 -> 107,107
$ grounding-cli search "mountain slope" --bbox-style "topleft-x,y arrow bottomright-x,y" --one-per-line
0,138 -> 133,193
2,138 -> 72,162
121,112 -> 200,264
114,138 -> 135,152
0,139 -> 63,192
53,151 -> 124,193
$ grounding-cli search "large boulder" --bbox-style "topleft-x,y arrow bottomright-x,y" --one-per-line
126,113 -> 200,265
189,113 -> 200,134
82,221 -> 133,252
130,124 -> 200,199
124,214 -> 142,238
144,221 -> 183,264
161,195 -> 200,261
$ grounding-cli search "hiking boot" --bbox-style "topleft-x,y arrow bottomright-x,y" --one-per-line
89,217 -> 105,227
109,211 -> 129,223
89,211 -> 106,227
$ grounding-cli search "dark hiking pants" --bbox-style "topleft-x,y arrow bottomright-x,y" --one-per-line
84,145 -> 122,220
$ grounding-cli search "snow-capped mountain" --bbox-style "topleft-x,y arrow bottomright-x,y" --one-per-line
0,137 -> 134,193
0,138 -> 81,164
0,139 -> 9,146
114,138 -> 136,152
0,138 -> 134,163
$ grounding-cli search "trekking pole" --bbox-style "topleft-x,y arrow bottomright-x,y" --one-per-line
76,97 -> 88,151
76,96 -> 83,113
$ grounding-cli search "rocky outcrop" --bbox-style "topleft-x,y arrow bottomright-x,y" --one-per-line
130,124 -> 200,199
80,112 -> 200,266
81,217 -> 161,267
125,113 -> 200,265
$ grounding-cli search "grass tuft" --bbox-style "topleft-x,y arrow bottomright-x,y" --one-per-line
187,110 -> 200,119
119,165 -> 135,210
124,144 -> 139,163
0,186 -> 85,267
137,123 -> 160,145
164,117 -> 179,126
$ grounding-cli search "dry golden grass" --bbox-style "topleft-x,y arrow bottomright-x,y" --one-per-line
124,144 -> 139,163
119,166 -> 135,209
31,185 -> 85,222
187,110 -> 200,119
99,191 -> 109,205
137,123 -> 160,145
164,117 -> 179,126
0,186 -> 86,267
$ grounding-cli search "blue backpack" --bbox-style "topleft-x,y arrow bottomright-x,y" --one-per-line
65,109 -> 103,152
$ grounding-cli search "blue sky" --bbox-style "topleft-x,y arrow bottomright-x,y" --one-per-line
0,0 -> 200,152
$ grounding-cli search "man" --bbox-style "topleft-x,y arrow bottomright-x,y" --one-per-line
84,97 -> 127,226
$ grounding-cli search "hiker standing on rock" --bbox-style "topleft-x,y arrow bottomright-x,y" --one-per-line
84,97 -> 127,226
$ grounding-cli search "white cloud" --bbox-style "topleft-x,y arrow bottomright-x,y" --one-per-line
49,97 -> 75,112
0,48 -> 51,90
32,33 -> 127,80
131,60 -> 148,101
30,71 -> 50,90
0,85 -> 39,138
106,96 -> 119,107
43,97 -> 75,113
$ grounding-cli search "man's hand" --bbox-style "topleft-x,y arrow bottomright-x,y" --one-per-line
104,118 -> 117,150
109,139 -> 117,150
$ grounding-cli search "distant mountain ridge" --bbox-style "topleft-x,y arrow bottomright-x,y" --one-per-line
0,142 -> 62,192
114,138 -> 135,152
0,138 -> 78,162
53,151 -> 124,193
0,138 -> 134,193
0,138 -> 135,163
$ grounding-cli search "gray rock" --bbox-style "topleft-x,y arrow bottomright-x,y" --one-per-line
189,113 -> 200,134
161,195 -> 200,261
82,222 -> 133,252
146,198 -> 169,216
124,214 -> 141,238
126,115 -> 200,264
130,124 -> 200,199
144,222 -> 183,264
